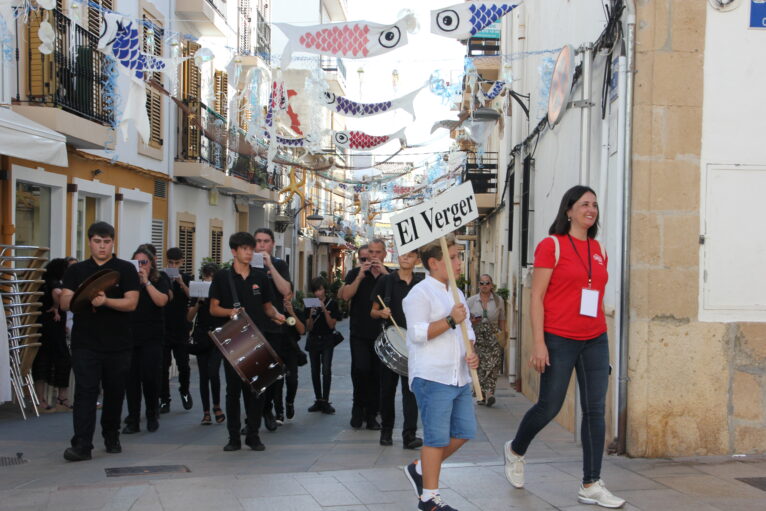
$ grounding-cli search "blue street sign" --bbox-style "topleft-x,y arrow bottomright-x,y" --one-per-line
751,0 -> 766,29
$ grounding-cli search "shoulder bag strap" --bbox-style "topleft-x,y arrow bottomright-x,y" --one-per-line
227,267 -> 241,309
548,235 -> 560,267
384,273 -> 394,306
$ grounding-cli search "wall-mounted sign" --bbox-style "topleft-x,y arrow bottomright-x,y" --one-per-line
473,20 -> 502,40
751,0 -> 766,29
547,44 -> 575,127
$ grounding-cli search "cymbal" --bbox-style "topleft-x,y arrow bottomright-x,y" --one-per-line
70,269 -> 120,313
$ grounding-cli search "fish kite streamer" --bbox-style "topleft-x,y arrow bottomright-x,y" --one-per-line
431,1 -> 520,40
333,128 -> 407,151
322,87 -> 422,119
275,14 -> 417,68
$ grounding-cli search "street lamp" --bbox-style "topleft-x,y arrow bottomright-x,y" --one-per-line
306,212 -> 324,230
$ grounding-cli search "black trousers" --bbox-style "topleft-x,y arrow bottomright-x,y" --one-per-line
125,343 -> 163,424
224,360 -> 263,442
273,342 -> 298,415
196,348 -> 222,412
262,332 -> 290,416
161,334 -> 190,401
70,347 -> 131,451
309,346 -> 334,401
379,364 -> 418,436
350,334 -> 380,419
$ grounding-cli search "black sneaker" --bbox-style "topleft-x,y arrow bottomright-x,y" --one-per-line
322,402 -> 336,415
350,415 -> 364,429
105,439 -> 122,454
366,416 -> 381,431
159,400 -> 170,414
223,440 -> 241,451
404,461 -> 423,498
418,494 -> 457,511
245,436 -> 266,451
122,423 -> 140,434
308,400 -> 324,412
263,410 -> 278,431
275,413 -> 285,425
380,429 -> 393,446
180,391 -> 193,410
403,433 -> 424,450
286,402 -> 295,419
147,417 -> 159,432
63,447 -> 92,462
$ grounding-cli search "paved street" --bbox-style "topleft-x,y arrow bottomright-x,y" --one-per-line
1,319 -> 765,510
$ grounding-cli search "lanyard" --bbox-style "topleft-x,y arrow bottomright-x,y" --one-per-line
567,235 -> 592,288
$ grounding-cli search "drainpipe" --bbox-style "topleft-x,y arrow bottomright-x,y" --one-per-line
617,0 -> 636,456
578,44 -> 594,185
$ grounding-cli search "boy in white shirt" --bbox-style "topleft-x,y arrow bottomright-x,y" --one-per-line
402,234 -> 479,511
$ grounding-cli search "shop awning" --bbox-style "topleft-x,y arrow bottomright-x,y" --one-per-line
0,107 -> 68,167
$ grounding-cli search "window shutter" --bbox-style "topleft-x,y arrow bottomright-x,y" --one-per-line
142,11 -> 164,148
210,227 -> 223,265
182,40 -> 201,100
178,222 -> 195,275
213,70 -> 228,120
151,219 -> 165,268
88,0 -> 112,35
27,11 -> 55,98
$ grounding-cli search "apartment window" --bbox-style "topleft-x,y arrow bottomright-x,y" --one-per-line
88,0 -> 113,35
142,11 -> 164,148
213,70 -> 228,119
151,219 -> 165,268
520,156 -> 534,266
15,182 -> 52,249
178,222 -> 195,275
210,227 -> 223,265
182,40 -> 201,159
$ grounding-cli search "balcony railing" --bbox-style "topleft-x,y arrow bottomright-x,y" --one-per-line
256,10 -> 271,58
23,9 -> 112,125
462,152 -> 498,194
467,37 -> 501,58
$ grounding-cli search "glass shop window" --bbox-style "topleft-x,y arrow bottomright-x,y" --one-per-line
15,181 -> 52,249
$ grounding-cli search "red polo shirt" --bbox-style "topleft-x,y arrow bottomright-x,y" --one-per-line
534,235 -> 608,340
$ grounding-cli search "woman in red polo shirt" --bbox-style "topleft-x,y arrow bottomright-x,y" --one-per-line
502,186 -> 626,509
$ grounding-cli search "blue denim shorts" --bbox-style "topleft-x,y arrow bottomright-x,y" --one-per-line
410,377 -> 476,447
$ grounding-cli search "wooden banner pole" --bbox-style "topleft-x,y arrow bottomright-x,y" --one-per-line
377,295 -> 405,341
439,236 -> 483,402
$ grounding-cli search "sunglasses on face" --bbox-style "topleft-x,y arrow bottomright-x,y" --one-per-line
137,260 -> 150,266
479,281 -> 491,285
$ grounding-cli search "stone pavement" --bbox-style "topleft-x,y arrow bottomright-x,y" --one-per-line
1,319 -> 765,510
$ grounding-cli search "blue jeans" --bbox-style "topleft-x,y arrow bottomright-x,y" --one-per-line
411,378 -> 476,447
511,332 -> 609,484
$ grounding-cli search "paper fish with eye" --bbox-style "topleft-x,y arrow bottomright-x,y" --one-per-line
332,128 -> 406,151
275,14 -> 416,68
322,87 -> 421,119
431,1 -> 520,40
97,12 -> 182,80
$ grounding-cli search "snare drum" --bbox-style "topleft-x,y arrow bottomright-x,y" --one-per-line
208,311 -> 284,396
374,325 -> 409,377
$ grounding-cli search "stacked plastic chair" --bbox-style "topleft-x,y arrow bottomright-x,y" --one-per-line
0,245 -> 48,419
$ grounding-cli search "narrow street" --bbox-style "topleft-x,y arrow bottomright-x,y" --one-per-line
0,319 -> 764,510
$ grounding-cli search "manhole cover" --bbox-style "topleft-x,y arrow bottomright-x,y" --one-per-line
736,477 -> 766,492
105,465 -> 190,477
0,454 -> 27,467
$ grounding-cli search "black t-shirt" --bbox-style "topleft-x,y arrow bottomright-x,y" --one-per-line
307,299 -> 342,336
62,256 -> 141,352
371,270 -> 424,329
131,276 -> 171,343
165,272 -> 192,333
344,266 -> 385,337
254,257 -> 290,334
208,266 -> 274,331
190,296 -> 214,331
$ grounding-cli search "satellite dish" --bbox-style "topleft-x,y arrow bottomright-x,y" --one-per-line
707,0 -> 741,12
547,44 -> 575,128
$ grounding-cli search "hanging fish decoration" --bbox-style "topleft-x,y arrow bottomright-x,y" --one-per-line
322,87 -> 421,119
481,80 -> 507,101
275,14 -> 416,68
97,12 -> 183,80
431,1 -> 520,40
333,128 -> 407,151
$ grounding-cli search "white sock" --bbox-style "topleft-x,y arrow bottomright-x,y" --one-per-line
421,488 -> 439,502
415,460 -> 422,476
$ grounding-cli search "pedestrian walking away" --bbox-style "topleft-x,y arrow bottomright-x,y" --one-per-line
403,234 -> 479,511
59,222 -> 140,462
504,185 -> 625,509
467,274 -> 506,407
370,248 -> 424,450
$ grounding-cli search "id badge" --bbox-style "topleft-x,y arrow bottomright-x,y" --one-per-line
580,288 -> 599,317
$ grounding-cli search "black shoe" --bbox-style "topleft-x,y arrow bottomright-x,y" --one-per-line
286,402 -> 295,419
147,417 -> 159,432
308,400 -> 325,412
350,415 -> 364,429
322,402 -> 336,414
366,417 -> 381,431
105,440 -> 122,454
403,434 -> 424,450
404,461 -> 423,498
275,413 -> 285,425
122,423 -> 140,434
180,391 -> 193,410
240,426 -> 247,436
486,395 -> 496,407
263,410 -> 278,431
63,447 -> 92,462
245,436 -> 265,451
223,440 -> 241,451
379,429 -> 393,446
159,400 -> 170,414
418,494 -> 457,511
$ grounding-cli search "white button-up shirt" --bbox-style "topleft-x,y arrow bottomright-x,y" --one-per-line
403,275 -> 476,387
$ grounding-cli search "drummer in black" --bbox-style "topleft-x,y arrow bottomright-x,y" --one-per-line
209,232 -> 286,452
370,249 -> 424,450
60,222 -> 140,461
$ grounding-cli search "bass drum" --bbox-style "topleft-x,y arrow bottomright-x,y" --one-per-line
208,311 -> 284,396
374,325 -> 409,377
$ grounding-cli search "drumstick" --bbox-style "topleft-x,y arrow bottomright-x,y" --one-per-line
377,295 -> 406,341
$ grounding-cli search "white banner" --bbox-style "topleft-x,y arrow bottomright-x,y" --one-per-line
390,181 -> 478,254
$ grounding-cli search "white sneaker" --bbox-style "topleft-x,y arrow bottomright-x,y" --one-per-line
577,480 -> 626,508
503,440 -> 525,488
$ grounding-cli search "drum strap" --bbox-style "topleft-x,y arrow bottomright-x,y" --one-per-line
383,272 -> 394,306
227,268 -> 241,309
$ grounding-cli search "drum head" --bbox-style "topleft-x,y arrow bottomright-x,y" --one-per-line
70,269 -> 120,313
384,325 -> 408,355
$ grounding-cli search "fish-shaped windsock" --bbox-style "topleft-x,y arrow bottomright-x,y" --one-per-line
275,14 -> 416,68
431,1 -> 520,40
333,128 -> 406,151
322,87 -> 421,119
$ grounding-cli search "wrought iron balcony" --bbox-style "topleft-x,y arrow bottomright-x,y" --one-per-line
462,152 -> 498,195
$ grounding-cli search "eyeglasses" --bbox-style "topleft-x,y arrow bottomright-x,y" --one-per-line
479,281 -> 491,285
137,260 -> 150,266
359,257 -> 368,262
